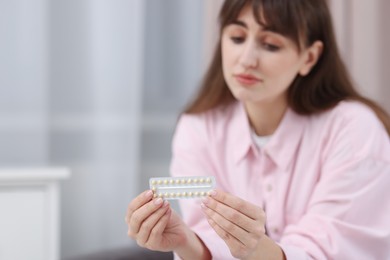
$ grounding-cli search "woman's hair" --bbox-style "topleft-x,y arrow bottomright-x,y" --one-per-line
184,0 -> 390,135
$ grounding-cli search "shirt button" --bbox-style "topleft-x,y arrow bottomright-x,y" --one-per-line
266,184 -> 272,192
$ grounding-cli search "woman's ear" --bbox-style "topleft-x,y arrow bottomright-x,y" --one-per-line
299,40 -> 323,76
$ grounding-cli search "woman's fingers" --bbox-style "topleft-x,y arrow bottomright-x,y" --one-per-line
206,217 -> 244,257
126,190 -> 153,223
205,190 -> 266,237
201,190 -> 267,259
209,189 -> 264,220
202,204 -> 246,240
136,200 -> 170,246
202,201 -> 259,247
128,197 -> 165,237
202,196 -> 255,232
146,208 -> 172,248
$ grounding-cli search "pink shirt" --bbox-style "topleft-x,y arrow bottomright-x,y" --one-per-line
170,101 -> 390,259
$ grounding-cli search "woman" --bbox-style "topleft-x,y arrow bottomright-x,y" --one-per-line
126,0 -> 390,259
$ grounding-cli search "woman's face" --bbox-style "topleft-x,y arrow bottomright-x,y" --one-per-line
221,5 -> 317,108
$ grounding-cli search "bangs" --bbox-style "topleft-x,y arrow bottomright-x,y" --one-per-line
219,0 -> 308,49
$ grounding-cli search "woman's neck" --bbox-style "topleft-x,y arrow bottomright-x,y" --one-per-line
244,98 -> 288,136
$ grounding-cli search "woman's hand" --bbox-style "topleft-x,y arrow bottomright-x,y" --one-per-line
125,190 -> 187,252
201,190 -> 283,260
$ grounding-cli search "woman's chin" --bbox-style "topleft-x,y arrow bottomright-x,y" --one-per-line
231,89 -> 260,103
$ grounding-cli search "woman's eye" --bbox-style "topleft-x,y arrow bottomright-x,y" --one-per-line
230,36 -> 245,44
262,43 -> 280,51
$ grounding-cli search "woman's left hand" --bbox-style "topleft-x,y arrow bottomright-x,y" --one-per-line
201,189 -> 267,260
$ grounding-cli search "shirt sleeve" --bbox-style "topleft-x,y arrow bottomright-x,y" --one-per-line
170,113 -> 232,260
279,105 -> 390,259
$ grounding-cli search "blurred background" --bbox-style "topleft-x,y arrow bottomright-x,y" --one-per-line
0,0 -> 389,259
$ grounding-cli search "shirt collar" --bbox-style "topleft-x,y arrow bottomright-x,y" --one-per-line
232,102 -> 307,171
264,107 -> 307,171
232,102 -> 254,163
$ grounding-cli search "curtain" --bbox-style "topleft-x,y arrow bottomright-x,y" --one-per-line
1,0 -> 145,258
328,0 -> 389,111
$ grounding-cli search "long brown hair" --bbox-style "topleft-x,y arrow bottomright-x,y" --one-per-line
184,0 -> 390,135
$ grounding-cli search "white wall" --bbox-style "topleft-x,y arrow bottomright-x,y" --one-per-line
139,0 -> 204,191
49,0 -> 145,257
1,0 -> 145,258
0,0 -> 49,164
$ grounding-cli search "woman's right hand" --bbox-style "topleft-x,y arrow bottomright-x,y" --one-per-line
125,190 -> 188,252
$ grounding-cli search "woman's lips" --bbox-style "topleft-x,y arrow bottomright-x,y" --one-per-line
234,74 -> 262,86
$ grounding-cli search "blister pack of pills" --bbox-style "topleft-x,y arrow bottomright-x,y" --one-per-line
149,176 -> 216,200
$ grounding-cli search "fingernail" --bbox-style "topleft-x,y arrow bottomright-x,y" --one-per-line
163,200 -> 169,207
200,203 -> 206,209
144,190 -> 153,198
154,198 -> 163,205
209,190 -> 217,197
201,197 -> 209,204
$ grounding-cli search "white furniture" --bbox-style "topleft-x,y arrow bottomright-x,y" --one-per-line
0,168 -> 70,260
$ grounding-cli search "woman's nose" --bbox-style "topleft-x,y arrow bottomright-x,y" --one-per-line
239,41 -> 258,68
